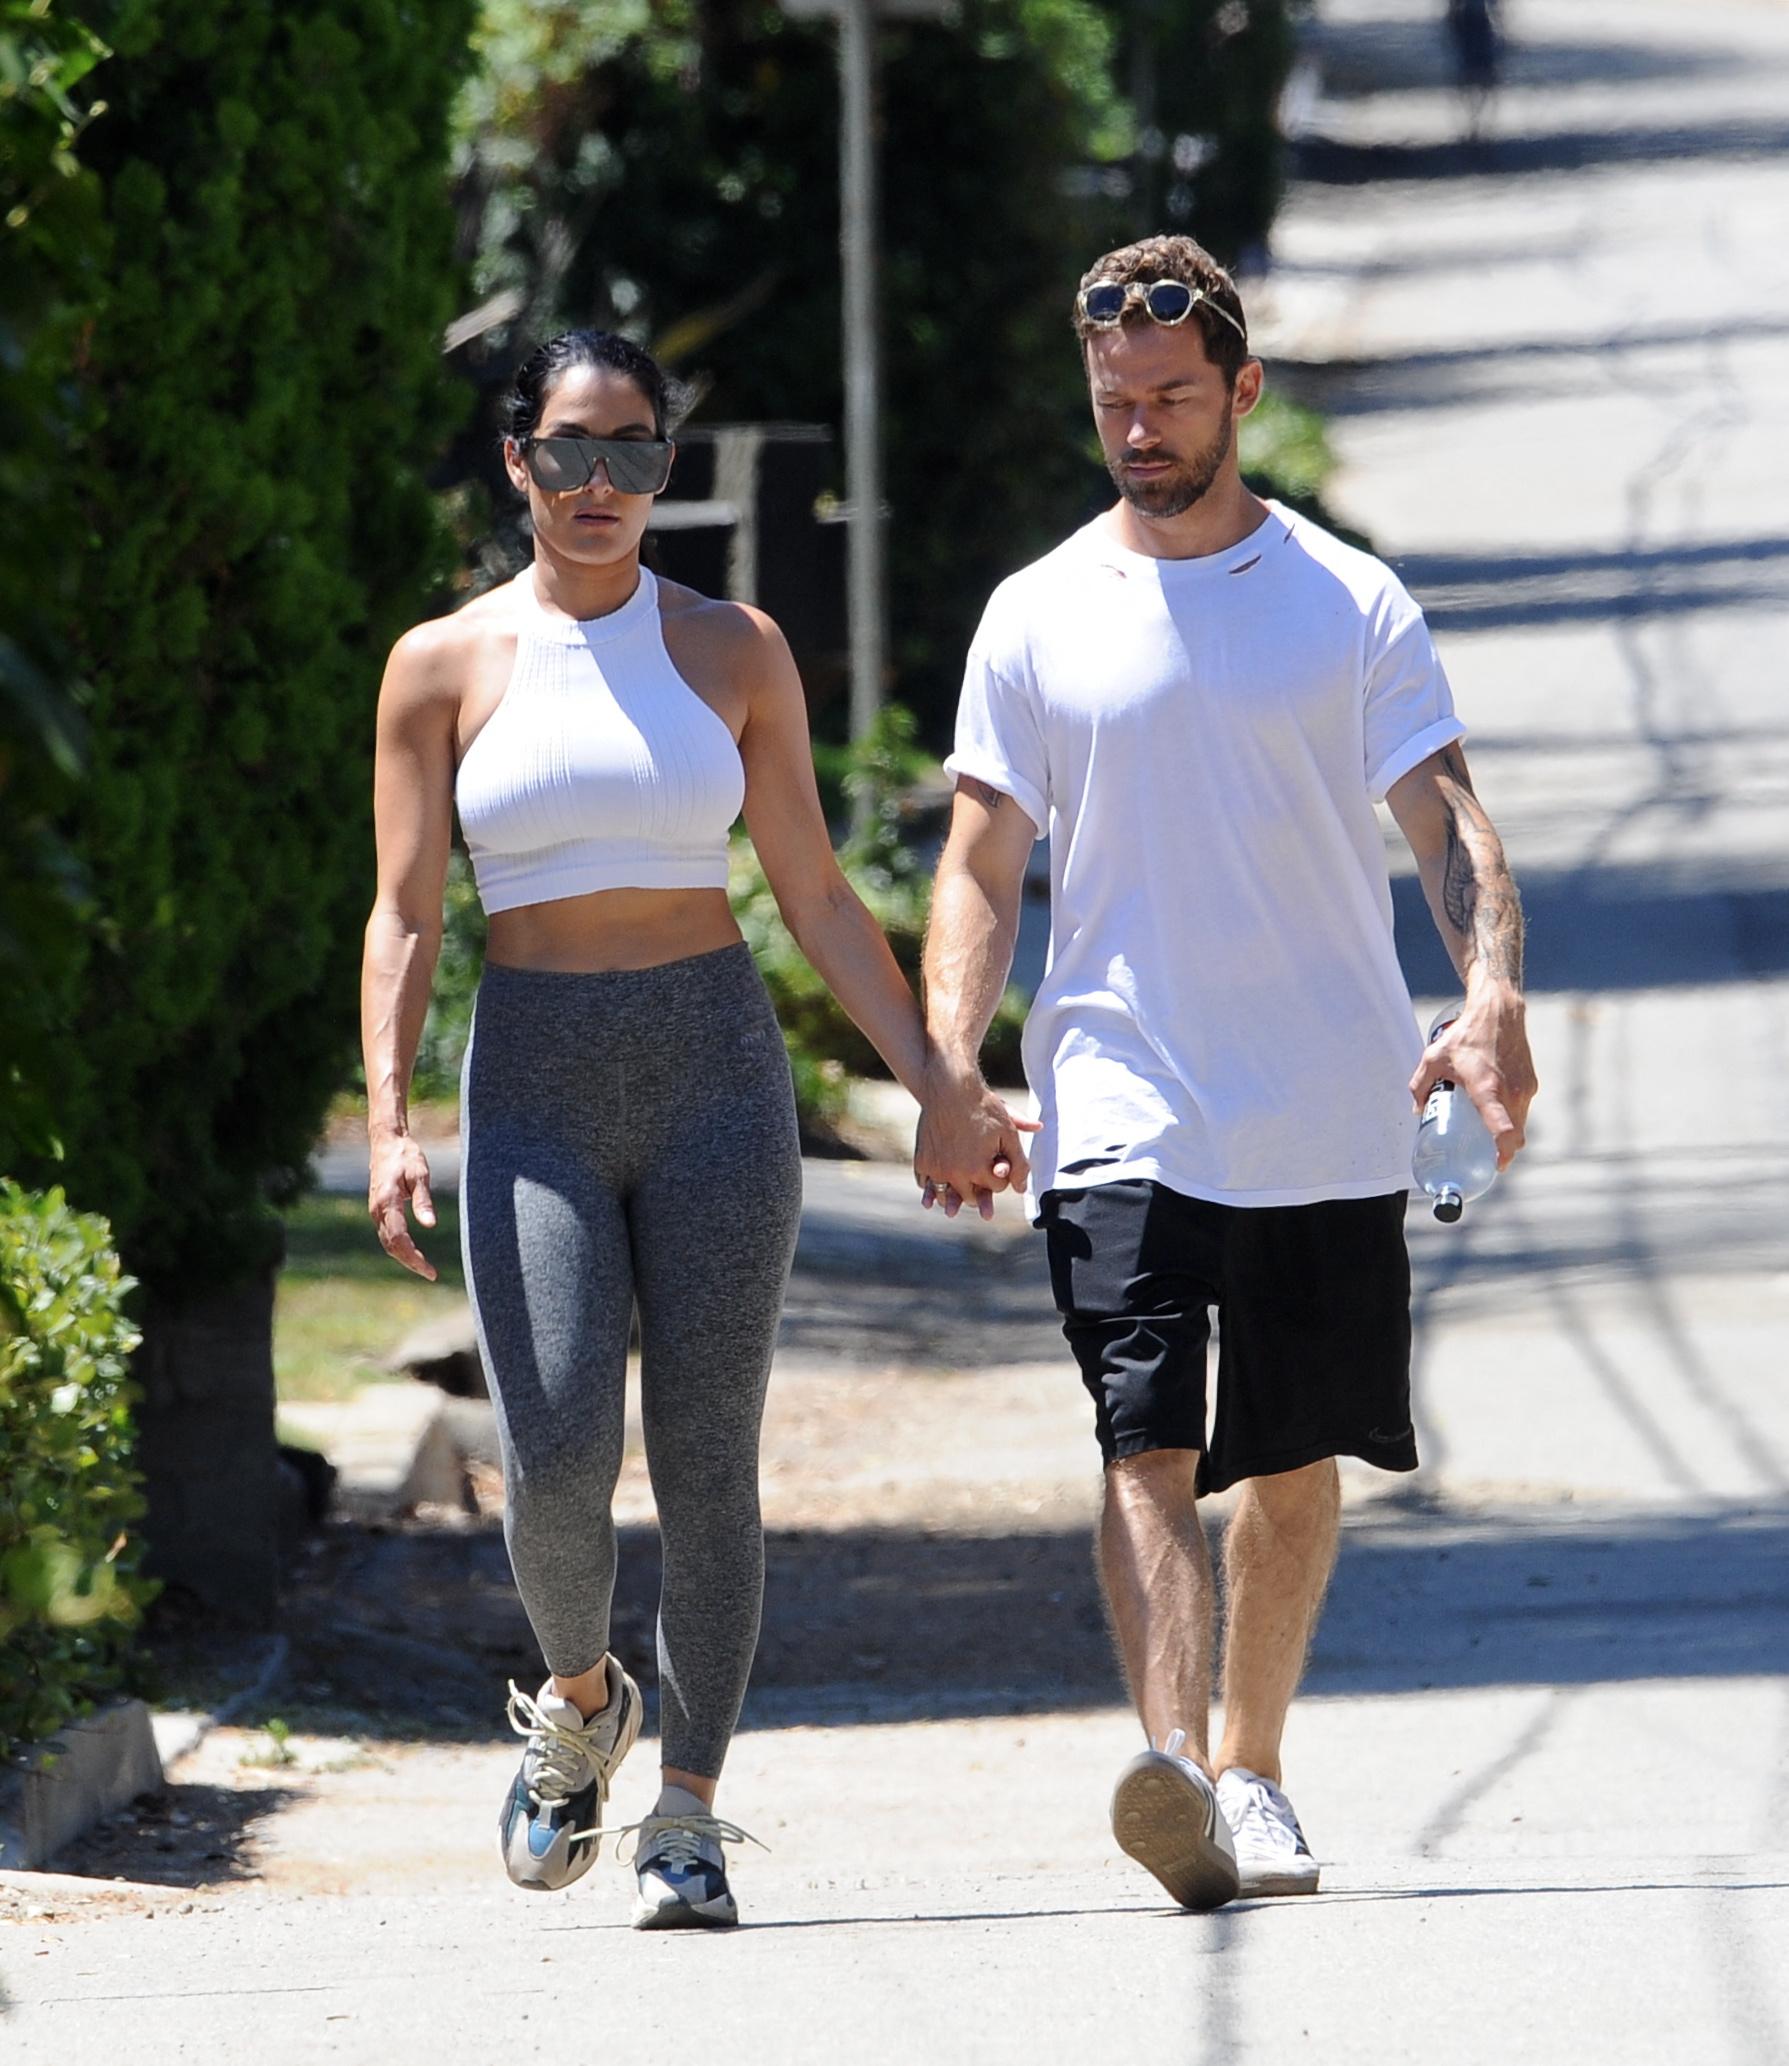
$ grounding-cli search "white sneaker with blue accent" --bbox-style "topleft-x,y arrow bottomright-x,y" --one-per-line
622,1808 -> 766,1930
1110,1728 -> 1240,1911
498,1662 -> 642,1892
1217,1765 -> 1321,1895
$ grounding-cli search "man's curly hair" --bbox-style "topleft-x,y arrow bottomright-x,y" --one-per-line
1073,235 -> 1250,383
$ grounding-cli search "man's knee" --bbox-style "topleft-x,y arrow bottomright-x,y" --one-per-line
1105,1445 -> 1202,1510
1238,1456 -> 1340,1528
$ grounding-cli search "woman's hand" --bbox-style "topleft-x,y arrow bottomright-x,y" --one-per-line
369,1131 -> 439,1280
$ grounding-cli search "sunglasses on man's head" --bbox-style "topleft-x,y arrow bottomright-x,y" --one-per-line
520,434 -> 676,497
1078,278 -> 1248,344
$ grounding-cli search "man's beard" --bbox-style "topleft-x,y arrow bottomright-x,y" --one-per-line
1108,413 -> 1234,517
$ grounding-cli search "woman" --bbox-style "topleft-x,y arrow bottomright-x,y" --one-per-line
361,330 -> 966,1928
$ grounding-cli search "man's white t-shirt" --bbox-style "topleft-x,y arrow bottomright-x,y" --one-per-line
944,502 -> 1464,1210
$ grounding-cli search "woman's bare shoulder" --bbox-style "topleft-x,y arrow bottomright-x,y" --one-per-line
384,576 -> 527,699
657,580 -> 788,668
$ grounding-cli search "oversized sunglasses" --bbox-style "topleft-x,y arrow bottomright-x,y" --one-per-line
519,434 -> 676,497
1078,278 -> 1248,344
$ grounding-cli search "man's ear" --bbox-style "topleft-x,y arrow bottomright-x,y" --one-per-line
1231,358 -> 1265,421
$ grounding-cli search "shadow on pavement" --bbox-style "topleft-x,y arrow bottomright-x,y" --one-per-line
1284,325 -> 1789,420
1296,118 -> 1789,187
205,1496 -> 1789,1747
1394,537 -> 1789,633
1393,869 -> 1789,995
48,1780 -> 300,1888
1309,14 -> 1742,102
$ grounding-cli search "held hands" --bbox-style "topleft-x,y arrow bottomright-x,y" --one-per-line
1409,985 -> 1539,1170
914,1057 -> 1040,1221
369,1130 -> 439,1280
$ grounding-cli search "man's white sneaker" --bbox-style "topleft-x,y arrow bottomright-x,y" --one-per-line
498,1660 -> 642,1892
1217,1765 -> 1321,1896
1110,1728 -> 1240,1912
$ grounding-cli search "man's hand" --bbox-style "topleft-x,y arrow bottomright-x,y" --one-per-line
369,1130 -> 439,1280
914,1057 -> 1040,1221
1409,985 -> 1538,1170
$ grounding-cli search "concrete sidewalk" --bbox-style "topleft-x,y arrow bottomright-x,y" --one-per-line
7,2 -> 1789,2058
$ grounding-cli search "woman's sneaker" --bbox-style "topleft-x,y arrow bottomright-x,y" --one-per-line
498,1661 -> 642,1892
1110,1728 -> 1240,1911
1217,1765 -> 1321,1896
622,1808 -> 766,1930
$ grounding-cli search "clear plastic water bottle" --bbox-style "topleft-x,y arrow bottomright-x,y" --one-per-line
1411,1008 -> 1499,1223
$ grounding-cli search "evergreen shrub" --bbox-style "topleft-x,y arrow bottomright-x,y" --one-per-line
0,0 -> 110,1155
2,0 -> 480,1292
0,1181 -> 153,1762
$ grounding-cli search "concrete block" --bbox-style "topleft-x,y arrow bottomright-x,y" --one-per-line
382,1301 -> 485,1396
0,1700 -> 164,1870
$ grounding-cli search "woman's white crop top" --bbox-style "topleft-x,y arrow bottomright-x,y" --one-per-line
454,569 -> 744,915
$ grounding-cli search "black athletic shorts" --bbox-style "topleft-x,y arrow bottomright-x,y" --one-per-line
1038,1178 -> 1418,1496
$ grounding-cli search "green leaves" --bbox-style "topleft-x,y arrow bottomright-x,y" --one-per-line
4,0 -> 479,1288
0,1181 -> 151,1760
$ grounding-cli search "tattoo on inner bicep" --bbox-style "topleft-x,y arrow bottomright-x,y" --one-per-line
958,777 -> 1004,811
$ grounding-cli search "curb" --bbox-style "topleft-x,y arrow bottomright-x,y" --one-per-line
0,1700 -> 164,1871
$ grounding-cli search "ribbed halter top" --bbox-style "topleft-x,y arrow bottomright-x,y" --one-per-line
455,568 -> 745,916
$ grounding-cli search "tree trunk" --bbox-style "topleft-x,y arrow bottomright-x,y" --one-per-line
133,1264 -> 281,1624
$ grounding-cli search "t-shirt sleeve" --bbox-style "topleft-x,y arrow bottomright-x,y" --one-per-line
942,616 -> 1050,839
1362,578 -> 1466,802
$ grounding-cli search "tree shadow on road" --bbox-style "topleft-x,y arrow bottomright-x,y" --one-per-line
165,1494 -> 1789,1748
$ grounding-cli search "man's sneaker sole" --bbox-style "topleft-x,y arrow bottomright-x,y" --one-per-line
1111,1752 -> 1240,1912
1237,1858 -> 1321,1898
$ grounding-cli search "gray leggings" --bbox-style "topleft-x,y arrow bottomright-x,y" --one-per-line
460,945 -> 802,1777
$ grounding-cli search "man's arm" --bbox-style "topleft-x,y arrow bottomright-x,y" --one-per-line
1386,740 -> 1538,1166
916,777 -> 1039,1215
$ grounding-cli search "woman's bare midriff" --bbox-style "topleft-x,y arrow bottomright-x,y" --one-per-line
484,886 -> 742,973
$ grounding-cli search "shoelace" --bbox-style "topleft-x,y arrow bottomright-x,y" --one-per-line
1225,1772 -> 1304,1853
505,1681 -> 609,1814
614,1810 -> 769,1873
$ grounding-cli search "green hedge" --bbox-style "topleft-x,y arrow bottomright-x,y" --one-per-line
0,0 -> 110,1158
1,0 -> 480,1292
0,1181 -> 153,1763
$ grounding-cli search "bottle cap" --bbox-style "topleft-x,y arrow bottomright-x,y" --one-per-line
1433,1190 -> 1463,1224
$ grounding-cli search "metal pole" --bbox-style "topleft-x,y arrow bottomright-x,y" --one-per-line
839,0 -> 885,800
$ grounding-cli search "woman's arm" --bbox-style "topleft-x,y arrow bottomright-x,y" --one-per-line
735,609 -> 933,1101
361,624 -> 459,1279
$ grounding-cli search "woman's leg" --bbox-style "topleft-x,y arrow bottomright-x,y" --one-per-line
627,1016 -> 803,1791
461,995 -> 633,1686
462,974 -> 644,1891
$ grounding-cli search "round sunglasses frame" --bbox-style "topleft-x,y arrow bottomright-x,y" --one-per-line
1077,278 -> 1248,345
518,433 -> 677,498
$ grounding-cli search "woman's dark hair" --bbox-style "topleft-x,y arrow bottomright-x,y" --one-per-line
504,329 -> 690,444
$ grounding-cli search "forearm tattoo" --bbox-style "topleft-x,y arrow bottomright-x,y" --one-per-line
1437,744 -> 1524,986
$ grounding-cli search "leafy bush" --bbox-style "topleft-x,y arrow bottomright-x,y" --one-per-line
1,0 -> 481,1292
0,1181 -> 154,1762
0,0 -> 110,1158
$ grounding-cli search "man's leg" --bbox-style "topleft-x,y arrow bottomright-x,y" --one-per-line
1215,1458 -> 1340,1782
1098,1447 -> 1215,1765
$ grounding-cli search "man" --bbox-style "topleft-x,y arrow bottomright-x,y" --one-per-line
914,235 -> 1536,1909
